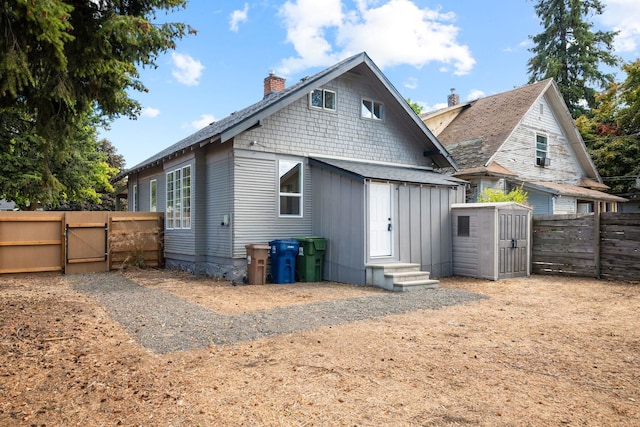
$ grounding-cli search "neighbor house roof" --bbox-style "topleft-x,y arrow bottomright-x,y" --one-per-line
421,79 -> 602,183
309,157 -> 466,187
117,52 -> 457,180
523,181 -> 627,203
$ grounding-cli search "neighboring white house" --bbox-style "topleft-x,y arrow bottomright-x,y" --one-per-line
421,79 -> 626,215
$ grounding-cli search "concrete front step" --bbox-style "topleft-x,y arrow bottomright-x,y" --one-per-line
393,279 -> 440,292
366,263 -> 439,292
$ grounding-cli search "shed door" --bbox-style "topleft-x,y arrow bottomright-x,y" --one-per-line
369,182 -> 392,257
498,209 -> 528,278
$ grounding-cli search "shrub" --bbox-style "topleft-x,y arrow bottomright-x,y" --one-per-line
477,186 -> 529,205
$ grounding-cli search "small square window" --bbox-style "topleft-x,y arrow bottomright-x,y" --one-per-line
362,99 -> 384,120
458,216 -> 470,237
310,89 -> 336,111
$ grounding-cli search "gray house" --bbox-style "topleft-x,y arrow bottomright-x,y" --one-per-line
421,79 -> 626,215
119,52 -> 465,287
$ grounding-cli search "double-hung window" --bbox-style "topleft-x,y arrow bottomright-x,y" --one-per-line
166,165 -> 192,229
536,134 -> 548,166
310,89 -> 336,111
279,160 -> 302,217
362,98 -> 384,120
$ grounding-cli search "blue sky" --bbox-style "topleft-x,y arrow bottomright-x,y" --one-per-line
99,0 -> 640,168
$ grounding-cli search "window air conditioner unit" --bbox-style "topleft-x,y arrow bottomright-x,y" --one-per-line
536,157 -> 551,167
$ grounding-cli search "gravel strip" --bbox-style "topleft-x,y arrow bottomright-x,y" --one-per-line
69,272 -> 487,354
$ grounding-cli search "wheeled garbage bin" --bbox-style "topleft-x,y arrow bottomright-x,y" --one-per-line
245,244 -> 270,285
294,236 -> 327,282
268,239 -> 299,284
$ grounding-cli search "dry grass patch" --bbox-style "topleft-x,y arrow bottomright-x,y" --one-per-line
0,271 -> 638,426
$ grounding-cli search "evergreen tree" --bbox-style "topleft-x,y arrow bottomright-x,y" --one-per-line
0,0 -> 193,209
527,0 -> 619,117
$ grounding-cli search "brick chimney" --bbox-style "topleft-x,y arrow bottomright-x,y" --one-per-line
264,71 -> 286,97
448,88 -> 459,107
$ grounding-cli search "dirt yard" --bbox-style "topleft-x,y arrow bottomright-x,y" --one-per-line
1,269 -> 638,426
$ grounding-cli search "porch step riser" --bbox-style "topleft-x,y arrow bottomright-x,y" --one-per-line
366,263 -> 439,292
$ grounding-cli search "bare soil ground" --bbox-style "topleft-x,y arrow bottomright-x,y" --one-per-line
1,269 -> 638,426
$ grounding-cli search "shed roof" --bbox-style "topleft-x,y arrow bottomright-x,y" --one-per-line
310,157 -> 466,187
524,181 -> 627,203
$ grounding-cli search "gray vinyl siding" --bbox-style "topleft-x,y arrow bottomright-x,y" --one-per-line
311,167 -> 366,285
233,150 -> 313,258
205,148 -> 233,259
396,184 -> 464,278
527,190 -> 553,215
234,73 -> 432,167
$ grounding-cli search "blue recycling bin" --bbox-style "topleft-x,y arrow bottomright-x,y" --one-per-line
268,239 -> 299,284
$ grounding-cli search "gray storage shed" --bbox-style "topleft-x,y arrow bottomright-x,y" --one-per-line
451,202 -> 531,280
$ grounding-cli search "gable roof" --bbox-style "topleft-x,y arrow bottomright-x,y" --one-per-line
421,79 -> 601,181
119,52 -> 456,179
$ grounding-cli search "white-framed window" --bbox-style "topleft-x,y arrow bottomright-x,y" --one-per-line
536,133 -> 549,166
362,98 -> 384,120
150,179 -> 157,212
132,184 -> 138,212
278,160 -> 303,217
166,165 -> 192,229
310,89 -> 336,111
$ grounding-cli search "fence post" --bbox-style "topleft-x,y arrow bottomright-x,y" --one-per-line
594,203 -> 601,279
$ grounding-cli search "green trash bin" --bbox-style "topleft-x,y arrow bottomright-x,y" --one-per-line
294,236 -> 326,282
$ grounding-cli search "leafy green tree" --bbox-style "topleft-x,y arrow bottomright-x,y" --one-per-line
527,0 -> 619,117
406,98 -> 423,115
0,0 -> 193,209
576,60 -> 640,194
477,186 -> 529,205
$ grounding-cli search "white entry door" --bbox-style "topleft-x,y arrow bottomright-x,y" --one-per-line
369,182 -> 392,257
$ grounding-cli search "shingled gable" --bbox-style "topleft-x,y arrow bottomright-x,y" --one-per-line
118,52 -> 456,179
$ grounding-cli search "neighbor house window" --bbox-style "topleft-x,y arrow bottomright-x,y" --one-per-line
536,134 -> 548,166
362,99 -> 384,120
310,89 -> 336,111
132,184 -> 138,212
166,165 -> 192,229
279,160 -> 302,217
458,216 -> 470,237
150,179 -> 157,212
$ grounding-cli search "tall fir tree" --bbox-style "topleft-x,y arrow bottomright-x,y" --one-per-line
527,0 -> 619,117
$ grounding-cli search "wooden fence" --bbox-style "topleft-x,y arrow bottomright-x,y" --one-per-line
0,212 -> 163,275
532,212 -> 640,280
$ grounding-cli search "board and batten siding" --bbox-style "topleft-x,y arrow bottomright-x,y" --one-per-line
233,150 -> 313,258
234,72 -> 432,168
311,167 -> 366,285
396,184 -> 464,278
492,94 -> 584,184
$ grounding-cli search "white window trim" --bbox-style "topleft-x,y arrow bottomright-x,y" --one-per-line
361,98 -> 384,121
309,88 -> 337,111
166,165 -> 192,230
150,179 -> 157,212
278,159 -> 303,218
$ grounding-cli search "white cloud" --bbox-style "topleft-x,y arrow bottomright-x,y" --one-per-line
600,0 -> 640,53
141,107 -> 160,118
230,3 -> 249,32
191,114 -> 216,130
277,0 -> 475,75
170,52 -> 205,86
404,77 -> 418,90
467,89 -> 485,101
